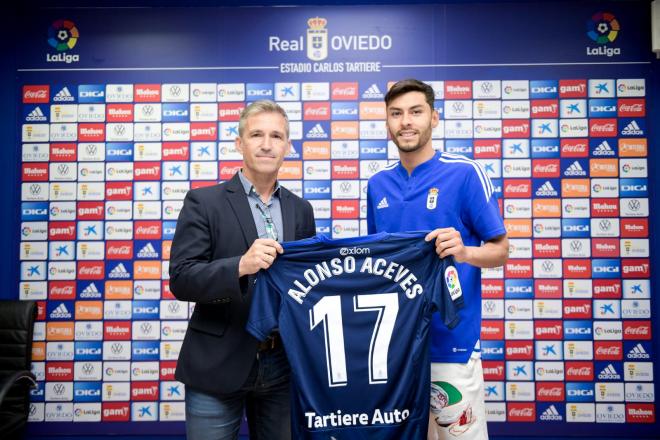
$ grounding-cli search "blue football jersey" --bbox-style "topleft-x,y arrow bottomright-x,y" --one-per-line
367,151 -> 506,363
247,232 -> 463,439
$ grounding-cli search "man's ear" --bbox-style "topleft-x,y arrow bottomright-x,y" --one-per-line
235,136 -> 243,155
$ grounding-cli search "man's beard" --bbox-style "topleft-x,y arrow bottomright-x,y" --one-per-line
390,125 -> 433,153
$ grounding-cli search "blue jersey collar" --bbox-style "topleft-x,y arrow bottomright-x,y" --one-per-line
396,150 -> 441,179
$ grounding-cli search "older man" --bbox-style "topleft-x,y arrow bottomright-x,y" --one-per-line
170,100 -> 316,440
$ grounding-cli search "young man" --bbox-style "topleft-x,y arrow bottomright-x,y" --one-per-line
170,100 -> 316,440
367,79 -> 508,440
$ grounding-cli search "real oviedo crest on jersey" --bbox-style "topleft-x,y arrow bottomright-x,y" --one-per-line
427,187 -> 439,210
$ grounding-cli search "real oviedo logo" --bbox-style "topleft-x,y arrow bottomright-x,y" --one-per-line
270,17 -> 392,73
586,12 -> 620,57
47,19 -> 80,64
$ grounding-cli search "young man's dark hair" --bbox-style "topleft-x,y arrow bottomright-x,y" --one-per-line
384,78 -> 435,109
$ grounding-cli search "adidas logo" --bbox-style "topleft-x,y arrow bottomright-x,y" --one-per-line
26,107 -> 47,122
593,141 -> 614,156
564,161 -> 586,176
50,303 -> 71,319
540,405 -> 562,421
80,283 -> 101,298
53,87 -> 75,102
597,363 -> 620,380
109,263 -> 130,279
362,84 -> 384,99
376,197 -> 389,209
137,243 -> 159,259
621,120 -> 643,136
306,123 -> 327,139
536,181 -> 557,197
627,343 -> 649,359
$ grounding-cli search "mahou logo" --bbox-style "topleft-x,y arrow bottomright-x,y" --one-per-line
480,321 -> 504,339
535,280 -> 562,298
626,404 -> 655,423
46,362 -> 74,380
505,260 -> 532,278
135,85 -> 161,102
104,322 -> 131,340
481,280 -> 504,298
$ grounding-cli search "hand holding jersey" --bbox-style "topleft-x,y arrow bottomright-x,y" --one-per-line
238,238 -> 284,276
425,227 -> 471,262
426,227 -> 509,269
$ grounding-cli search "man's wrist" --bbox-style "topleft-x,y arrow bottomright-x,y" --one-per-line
238,256 -> 246,277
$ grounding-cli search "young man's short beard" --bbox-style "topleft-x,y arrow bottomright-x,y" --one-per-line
395,141 -> 425,153
392,128 -> 433,154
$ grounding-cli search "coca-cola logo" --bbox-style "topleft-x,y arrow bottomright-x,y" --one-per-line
25,90 -> 48,99
510,408 -> 533,417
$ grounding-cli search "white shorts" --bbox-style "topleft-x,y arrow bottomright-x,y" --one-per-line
427,356 -> 488,440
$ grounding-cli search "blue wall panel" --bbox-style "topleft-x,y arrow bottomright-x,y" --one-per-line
3,1 -> 658,437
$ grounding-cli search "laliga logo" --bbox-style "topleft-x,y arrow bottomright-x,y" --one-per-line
586,12 -> 621,57
48,19 -> 78,51
47,19 -> 80,64
587,12 -> 619,44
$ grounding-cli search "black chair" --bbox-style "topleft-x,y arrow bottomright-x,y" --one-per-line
0,300 -> 37,439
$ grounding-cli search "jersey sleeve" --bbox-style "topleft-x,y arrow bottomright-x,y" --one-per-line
246,270 -> 281,341
431,256 -> 464,329
462,163 -> 506,242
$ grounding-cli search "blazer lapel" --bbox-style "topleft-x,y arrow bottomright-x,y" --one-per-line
280,188 -> 296,242
225,174 -> 259,247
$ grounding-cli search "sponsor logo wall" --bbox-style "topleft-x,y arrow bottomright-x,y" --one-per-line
15,3 -> 656,435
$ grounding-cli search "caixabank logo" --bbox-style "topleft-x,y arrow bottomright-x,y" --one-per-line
586,12 -> 621,57
271,17 -> 391,73
46,19 -> 80,64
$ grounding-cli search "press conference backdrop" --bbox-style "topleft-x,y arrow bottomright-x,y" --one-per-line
12,1 -> 658,437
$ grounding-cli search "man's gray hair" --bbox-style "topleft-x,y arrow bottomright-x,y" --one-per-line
238,100 -> 290,139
